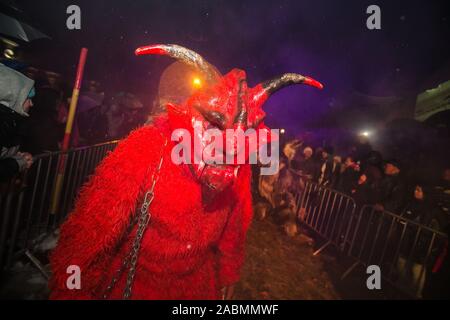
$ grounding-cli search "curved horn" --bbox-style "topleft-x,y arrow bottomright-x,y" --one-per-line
262,73 -> 323,93
135,44 -> 220,83
249,73 -> 323,110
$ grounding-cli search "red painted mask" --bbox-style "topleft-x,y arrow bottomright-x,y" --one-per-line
136,44 -> 323,195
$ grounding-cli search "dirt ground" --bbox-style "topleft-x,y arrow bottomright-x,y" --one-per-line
234,215 -> 407,300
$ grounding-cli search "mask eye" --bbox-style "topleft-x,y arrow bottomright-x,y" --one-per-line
194,103 -> 226,130
202,111 -> 225,130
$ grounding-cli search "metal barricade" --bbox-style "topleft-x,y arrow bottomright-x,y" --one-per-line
0,141 -> 118,272
342,205 -> 448,298
295,181 -> 357,255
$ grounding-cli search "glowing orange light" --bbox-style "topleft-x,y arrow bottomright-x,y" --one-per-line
192,77 -> 202,88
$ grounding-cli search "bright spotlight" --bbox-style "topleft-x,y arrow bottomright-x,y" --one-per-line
280,128 -> 285,134
360,131 -> 370,137
4,48 -> 14,59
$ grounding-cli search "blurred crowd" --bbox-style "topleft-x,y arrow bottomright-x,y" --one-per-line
257,138 -> 450,298
259,138 -> 450,233
0,62 -> 148,184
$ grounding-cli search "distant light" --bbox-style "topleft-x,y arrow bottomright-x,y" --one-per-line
4,48 -> 14,59
192,77 -> 202,88
280,128 -> 285,134
360,131 -> 370,137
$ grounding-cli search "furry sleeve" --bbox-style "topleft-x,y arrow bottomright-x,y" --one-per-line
217,165 -> 254,288
49,126 -> 164,299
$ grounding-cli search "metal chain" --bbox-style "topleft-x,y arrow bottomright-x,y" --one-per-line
102,138 -> 167,299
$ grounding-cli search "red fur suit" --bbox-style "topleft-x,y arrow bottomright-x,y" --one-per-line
49,44 -> 322,299
50,118 -> 252,299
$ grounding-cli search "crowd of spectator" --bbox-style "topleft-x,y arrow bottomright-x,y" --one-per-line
279,140 -> 450,234
260,138 -> 450,298
0,62 -> 148,184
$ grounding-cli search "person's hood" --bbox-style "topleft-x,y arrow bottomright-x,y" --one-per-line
0,63 -> 35,116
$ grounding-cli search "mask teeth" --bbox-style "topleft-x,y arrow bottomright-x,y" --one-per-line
234,166 -> 240,178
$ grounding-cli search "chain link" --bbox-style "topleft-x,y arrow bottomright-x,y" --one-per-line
102,138 -> 167,299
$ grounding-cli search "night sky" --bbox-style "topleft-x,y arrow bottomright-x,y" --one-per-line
8,0 -> 450,133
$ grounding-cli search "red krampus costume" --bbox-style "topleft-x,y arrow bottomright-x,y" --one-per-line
49,44 -> 323,299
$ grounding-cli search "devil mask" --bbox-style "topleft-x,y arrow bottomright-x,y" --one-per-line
135,44 -> 323,195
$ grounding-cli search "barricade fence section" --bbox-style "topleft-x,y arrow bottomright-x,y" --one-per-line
295,181 -> 357,255
0,141 -> 118,272
295,181 -> 447,298
343,204 -> 447,298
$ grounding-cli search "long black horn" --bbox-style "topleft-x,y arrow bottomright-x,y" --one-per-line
262,73 -> 323,94
249,73 -> 323,110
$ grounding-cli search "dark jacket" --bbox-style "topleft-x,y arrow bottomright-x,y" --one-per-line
422,225 -> 450,299
21,87 -> 65,154
338,166 -> 359,195
0,64 -> 34,182
398,196 -> 447,263
330,161 -> 341,189
294,156 -> 316,180
378,174 -> 406,213
352,181 -> 377,207
317,158 -> 334,186
0,105 -> 28,182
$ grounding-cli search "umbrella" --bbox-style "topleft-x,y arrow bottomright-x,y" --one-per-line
0,12 -> 50,42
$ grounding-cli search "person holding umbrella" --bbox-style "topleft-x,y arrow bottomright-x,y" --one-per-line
0,63 -> 35,182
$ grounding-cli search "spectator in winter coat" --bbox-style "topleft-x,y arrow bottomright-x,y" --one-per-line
296,146 -> 316,181
21,87 -> 65,154
376,159 -> 406,213
317,146 -> 334,186
361,150 -> 383,182
397,184 -> 446,297
330,155 -> 342,189
432,168 -> 450,217
351,171 -> 377,207
422,224 -> 450,300
0,64 -> 35,182
338,156 -> 360,195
